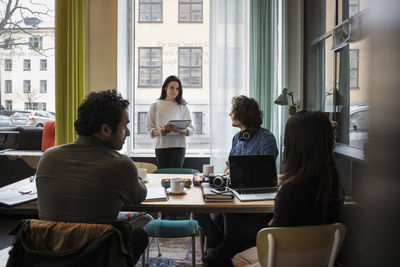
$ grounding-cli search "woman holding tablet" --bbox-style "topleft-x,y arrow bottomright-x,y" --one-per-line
146,75 -> 195,168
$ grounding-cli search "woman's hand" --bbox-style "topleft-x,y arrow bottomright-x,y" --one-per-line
160,127 -> 170,136
163,124 -> 177,132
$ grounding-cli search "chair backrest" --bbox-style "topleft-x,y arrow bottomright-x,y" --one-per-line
153,168 -> 200,174
134,162 -> 158,173
41,120 -> 55,152
256,223 -> 346,267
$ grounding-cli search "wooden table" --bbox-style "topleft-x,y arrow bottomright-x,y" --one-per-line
1,174 -> 357,214
0,174 -> 275,214
125,174 -> 275,213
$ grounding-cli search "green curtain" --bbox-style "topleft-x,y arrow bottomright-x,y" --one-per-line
249,0 -> 275,130
55,0 -> 86,145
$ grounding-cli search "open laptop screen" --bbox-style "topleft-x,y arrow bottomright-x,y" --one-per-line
229,154 -> 277,188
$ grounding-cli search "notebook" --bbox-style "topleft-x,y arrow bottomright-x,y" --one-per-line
228,154 -> 278,201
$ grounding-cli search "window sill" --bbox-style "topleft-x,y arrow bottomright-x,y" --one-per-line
335,144 -> 365,162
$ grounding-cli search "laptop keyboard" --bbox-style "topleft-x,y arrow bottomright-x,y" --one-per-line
235,187 -> 277,194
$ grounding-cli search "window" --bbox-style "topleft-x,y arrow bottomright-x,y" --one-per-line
349,49 -> 359,89
29,36 -> 43,49
193,112 -> 203,134
40,80 -> 47,93
138,47 -> 162,87
24,59 -> 31,71
4,59 -> 12,71
139,0 -> 162,22
137,112 -> 148,134
25,102 -> 46,111
40,59 -> 47,71
5,80 -> 12,93
5,100 -> 12,110
349,0 -> 359,17
179,0 -> 203,22
179,47 -> 202,87
3,38 -> 13,49
23,80 -> 31,93
304,0 -> 369,149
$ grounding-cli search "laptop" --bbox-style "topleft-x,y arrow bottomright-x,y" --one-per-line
228,154 -> 278,201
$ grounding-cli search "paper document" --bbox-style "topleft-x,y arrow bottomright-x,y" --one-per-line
143,188 -> 168,202
0,182 -> 37,206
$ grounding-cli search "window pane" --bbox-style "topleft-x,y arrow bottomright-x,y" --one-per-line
139,68 -> 151,86
151,68 -> 162,85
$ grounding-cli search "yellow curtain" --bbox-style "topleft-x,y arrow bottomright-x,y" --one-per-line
55,0 -> 86,145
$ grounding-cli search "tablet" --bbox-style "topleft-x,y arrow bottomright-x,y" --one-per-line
167,120 -> 191,129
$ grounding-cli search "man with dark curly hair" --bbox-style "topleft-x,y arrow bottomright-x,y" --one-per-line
35,90 -> 148,264
199,95 -> 278,267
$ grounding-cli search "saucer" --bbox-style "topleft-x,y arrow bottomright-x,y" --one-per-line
167,188 -> 187,195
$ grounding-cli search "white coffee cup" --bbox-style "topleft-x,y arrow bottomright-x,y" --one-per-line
170,178 -> 184,193
203,164 -> 214,177
138,168 -> 147,181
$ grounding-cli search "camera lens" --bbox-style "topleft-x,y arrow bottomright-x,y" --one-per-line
213,176 -> 225,187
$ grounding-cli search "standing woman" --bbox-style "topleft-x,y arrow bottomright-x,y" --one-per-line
146,75 -> 195,168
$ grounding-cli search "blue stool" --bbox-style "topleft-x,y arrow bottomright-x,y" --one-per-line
144,219 -> 199,266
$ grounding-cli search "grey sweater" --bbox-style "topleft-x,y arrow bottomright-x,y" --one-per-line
36,135 -> 147,222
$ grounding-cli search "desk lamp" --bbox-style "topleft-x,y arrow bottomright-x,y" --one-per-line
274,88 -> 297,115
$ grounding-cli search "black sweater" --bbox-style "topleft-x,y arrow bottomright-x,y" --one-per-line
272,180 -> 343,227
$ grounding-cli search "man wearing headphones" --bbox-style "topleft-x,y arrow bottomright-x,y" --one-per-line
226,95 -> 278,171
200,95 -> 279,266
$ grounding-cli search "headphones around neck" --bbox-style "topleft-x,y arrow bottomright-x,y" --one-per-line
239,128 -> 258,141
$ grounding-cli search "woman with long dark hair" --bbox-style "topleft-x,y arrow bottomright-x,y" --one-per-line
146,75 -> 195,168
272,111 -> 343,226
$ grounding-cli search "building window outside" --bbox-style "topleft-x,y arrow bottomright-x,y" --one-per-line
3,38 -> 13,50
25,102 -> 46,111
5,80 -> 12,93
349,49 -> 359,89
40,59 -> 47,71
139,0 -> 162,22
4,59 -> 12,71
137,112 -> 148,134
179,0 -> 203,22
29,36 -> 43,50
40,80 -> 47,93
179,47 -> 202,87
23,80 -> 31,93
23,59 -> 31,71
5,100 -> 12,110
193,111 -> 203,134
349,0 -> 359,17
138,47 -> 162,87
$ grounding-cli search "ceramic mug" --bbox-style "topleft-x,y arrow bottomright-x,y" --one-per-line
203,164 -> 214,177
170,178 -> 184,193
138,168 -> 147,180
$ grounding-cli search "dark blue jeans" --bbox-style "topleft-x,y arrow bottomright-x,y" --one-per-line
155,147 -> 186,168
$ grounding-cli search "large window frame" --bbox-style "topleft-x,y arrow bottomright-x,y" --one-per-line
40,80 -> 47,93
40,59 -> 47,71
5,100 -> 12,110
29,36 -> 43,50
138,0 -> 163,23
179,0 -> 203,23
23,59 -> 31,71
138,47 -> 163,88
178,47 -> 203,88
304,0 -> 368,150
4,59 -> 12,71
23,80 -> 31,93
5,80 -> 12,93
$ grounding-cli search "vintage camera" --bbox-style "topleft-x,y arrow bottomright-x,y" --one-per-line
208,173 -> 230,188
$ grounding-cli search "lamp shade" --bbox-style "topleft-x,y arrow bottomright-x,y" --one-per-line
274,88 -> 289,105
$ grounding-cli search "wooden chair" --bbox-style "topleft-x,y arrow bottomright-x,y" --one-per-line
256,223 -> 346,267
134,162 -> 158,173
